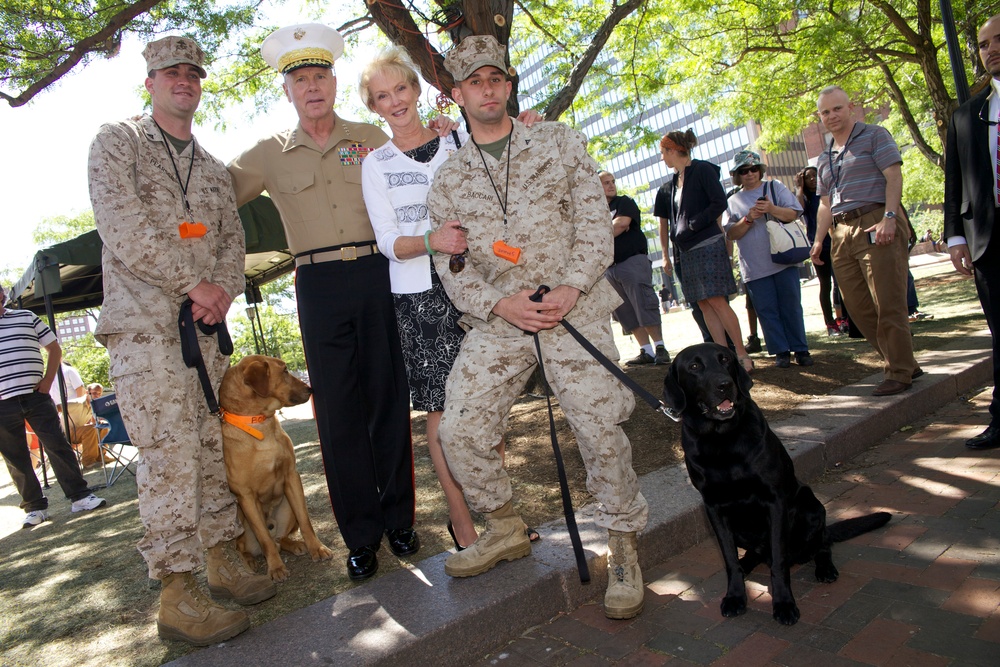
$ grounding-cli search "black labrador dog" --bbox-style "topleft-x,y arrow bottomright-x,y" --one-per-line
663,343 -> 891,625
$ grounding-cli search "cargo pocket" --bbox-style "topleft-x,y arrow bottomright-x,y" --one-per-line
110,353 -> 180,448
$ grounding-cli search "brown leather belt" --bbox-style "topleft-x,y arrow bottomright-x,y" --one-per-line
294,243 -> 379,267
832,202 -> 884,225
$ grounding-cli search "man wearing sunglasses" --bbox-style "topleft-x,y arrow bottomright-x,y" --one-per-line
944,14 -> 1000,450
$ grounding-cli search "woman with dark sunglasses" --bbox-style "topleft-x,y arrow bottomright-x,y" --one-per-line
725,150 -> 814,369
654,129 -> 754,372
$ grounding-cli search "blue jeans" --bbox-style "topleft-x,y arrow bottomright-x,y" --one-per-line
0,391 -> 91,511
746,266 -> 809,355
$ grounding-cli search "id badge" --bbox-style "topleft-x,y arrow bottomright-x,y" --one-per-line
831,190 -> 842,206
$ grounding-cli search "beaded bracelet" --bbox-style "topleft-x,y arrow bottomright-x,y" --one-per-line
424,229 -> 437,255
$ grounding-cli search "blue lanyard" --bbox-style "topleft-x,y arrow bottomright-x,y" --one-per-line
827,122 -> 859,192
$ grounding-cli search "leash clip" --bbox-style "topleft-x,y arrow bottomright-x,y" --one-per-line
658,402 -> 682,423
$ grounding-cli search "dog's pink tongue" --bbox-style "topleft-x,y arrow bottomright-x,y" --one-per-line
718,399 -> 733,412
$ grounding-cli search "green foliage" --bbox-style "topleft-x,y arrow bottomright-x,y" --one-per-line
33,210 -> 96,246
1,0 -> 260,107
908,207 -> 945,243
901,148 -> 945,207
60,333 -> 111,388
229,275 -> 306,371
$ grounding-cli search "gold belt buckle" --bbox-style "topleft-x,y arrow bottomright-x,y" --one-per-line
341,246 -> 358,261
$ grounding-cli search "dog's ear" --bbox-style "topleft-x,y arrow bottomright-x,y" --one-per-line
733,355 -> 754,396
662,361 -> 687,414
244,360 -> 271,398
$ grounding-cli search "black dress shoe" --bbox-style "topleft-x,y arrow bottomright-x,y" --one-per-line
347,544 -> 379,581
966,425 -> 1000,450
385,527 -> 420,557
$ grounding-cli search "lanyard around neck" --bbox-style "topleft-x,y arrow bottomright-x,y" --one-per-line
154,121 -> 196,213
474,130 -> 513,229
827,123 -> 859,192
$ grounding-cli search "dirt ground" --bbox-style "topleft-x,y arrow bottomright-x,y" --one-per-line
0,264 -> 985,667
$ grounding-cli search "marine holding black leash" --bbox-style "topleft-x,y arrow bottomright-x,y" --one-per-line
426,35 -> 649,620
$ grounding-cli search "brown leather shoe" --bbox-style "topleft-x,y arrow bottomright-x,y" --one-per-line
872,379 -> 911,396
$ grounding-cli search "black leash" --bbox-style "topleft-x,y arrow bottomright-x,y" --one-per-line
178,299 -> 233,415
524,284 -> 683,583
557,320 -> 681,422
527,286 -> 590,583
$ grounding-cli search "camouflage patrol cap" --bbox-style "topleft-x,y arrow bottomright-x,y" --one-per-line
444,35 -> 516,82
143,36 -> 207,78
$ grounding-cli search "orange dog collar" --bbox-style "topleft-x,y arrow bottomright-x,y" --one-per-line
219,408 -> 267,440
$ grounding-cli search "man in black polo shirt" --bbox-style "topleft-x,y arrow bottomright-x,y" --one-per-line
599,171 -> 669,365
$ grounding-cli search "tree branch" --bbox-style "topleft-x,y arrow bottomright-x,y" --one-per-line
544,0 -> 646,119
2,0 -> 166,107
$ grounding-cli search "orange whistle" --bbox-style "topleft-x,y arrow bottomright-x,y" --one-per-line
493,240 -> 521,264
179,222 -> 207,238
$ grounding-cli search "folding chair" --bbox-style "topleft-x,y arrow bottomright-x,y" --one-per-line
90,393 -> 139,487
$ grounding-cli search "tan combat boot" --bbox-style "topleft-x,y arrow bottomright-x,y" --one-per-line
604,530 -> 644,619
206,540 -> 277,605
444,500 -> 531,577
157,571 -> 250,646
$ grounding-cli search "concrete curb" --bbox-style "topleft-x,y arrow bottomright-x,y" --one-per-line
166,333 -> 992,667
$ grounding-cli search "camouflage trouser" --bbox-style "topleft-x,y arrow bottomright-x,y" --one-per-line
106,333 -> 241,579
440,317 -> 648,533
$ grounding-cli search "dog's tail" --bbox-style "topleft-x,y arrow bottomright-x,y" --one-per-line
827,512 -> 892,542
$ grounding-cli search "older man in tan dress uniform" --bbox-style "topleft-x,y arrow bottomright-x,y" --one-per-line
227,24 -> 417,582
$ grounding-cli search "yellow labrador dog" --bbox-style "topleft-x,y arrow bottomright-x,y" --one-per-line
220,355 -> 333,581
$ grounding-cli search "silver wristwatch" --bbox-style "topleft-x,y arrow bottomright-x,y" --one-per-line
884,211 -> 896,219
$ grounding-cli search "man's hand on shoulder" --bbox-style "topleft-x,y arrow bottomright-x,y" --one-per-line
493,289 -> 564,333
187,280 -> 232,325
949,243 -> 973,276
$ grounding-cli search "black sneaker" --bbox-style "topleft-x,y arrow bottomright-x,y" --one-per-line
775,352 -> 791,368
745,335 -> 762,354
795,351 -> 814,367
625,350 -> 655,366
654,345 -> 671,365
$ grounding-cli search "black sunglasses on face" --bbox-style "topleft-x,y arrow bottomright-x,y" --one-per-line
736,166 -> 760,176
978,91 -> 998,126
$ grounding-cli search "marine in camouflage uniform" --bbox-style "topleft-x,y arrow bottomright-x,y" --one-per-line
88,36 -> 273,646
428,35 -> 647,620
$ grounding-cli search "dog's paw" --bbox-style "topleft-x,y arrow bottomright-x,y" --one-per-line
720,595 -> 747,617
267,562 -> 290,582
772,600 -> 800,625
815,562 -> 839,583
280,537 -> 309,556
311,543 -> 335,562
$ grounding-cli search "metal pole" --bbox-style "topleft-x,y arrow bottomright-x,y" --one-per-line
941,0 -> 971,104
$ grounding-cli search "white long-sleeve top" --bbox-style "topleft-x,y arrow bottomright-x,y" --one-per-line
361,130 -> 466,294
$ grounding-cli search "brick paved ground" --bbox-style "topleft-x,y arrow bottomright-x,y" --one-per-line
475,389 -> 1000,666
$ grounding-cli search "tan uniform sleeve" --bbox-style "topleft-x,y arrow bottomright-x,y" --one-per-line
227,143 -> 266,208
430,173 -> 507,322
213,179 -> 248,300
88,123 -> 203,297
556,125 -> 614,294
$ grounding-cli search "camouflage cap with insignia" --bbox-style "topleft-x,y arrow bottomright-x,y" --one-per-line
262,23 -> 345,74
444,35 -> 516,82
143,36 -> 207,78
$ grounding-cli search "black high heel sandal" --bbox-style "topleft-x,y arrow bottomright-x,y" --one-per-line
447,522 -> 466,551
